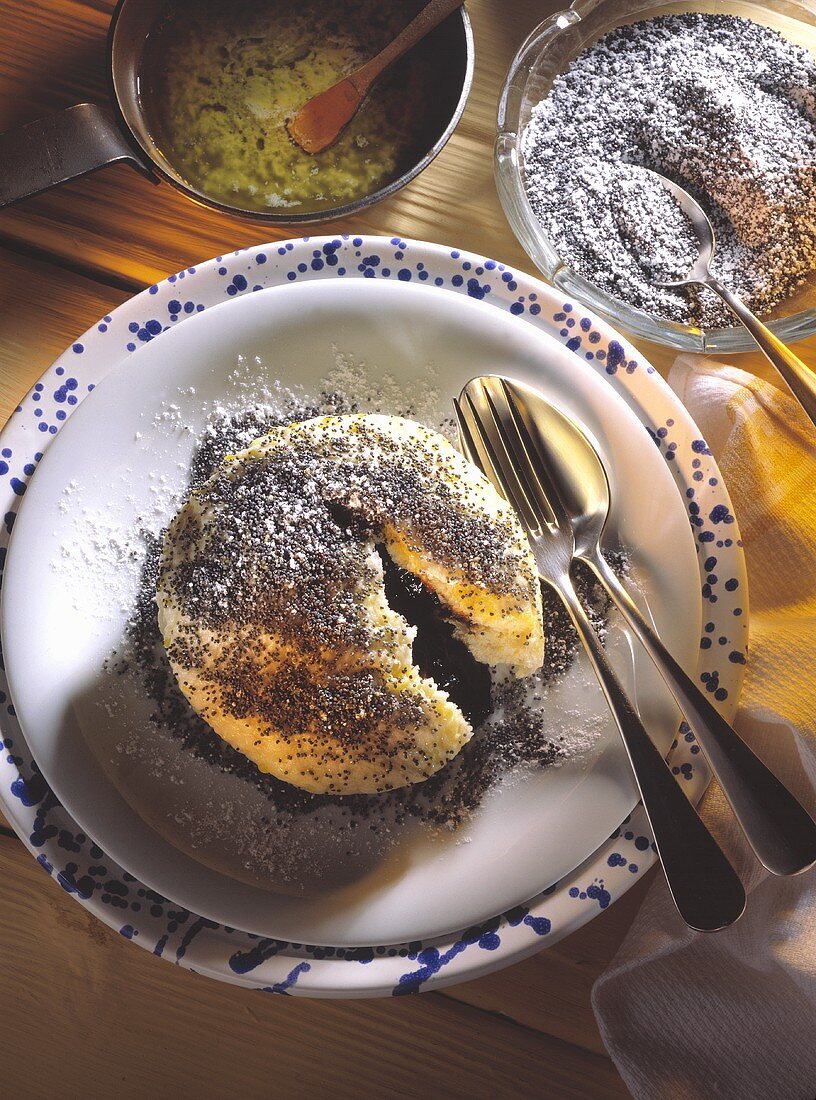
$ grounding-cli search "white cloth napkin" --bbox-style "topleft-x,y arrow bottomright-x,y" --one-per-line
592,357 -> 816,1100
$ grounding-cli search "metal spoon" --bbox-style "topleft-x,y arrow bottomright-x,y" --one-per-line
456,377 -> 746,933
647,169 -> 816,431
497,375 -> 816,877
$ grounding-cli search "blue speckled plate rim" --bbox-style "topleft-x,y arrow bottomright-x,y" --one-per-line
0,235 -> 747,998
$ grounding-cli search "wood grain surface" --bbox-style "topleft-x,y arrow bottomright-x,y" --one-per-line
1,1 -> 814,1096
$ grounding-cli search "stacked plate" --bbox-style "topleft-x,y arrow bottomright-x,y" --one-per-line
0,237 -> 747,996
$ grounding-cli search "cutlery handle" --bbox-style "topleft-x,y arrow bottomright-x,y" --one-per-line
588,550 -> 816,876
358,0 -> 464,90
0,103 -> 156,209
704,273 -> 816,432
555,575 -> 745,931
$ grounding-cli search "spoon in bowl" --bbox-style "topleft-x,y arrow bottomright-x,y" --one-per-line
646,169 -> 816,431
287,0 -> 463,155
496,376 -> 816,877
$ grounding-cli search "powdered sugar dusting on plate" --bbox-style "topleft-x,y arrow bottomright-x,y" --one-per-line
50,356 -> 617,891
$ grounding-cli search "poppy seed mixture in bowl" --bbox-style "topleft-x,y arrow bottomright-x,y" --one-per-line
521,13 -> 816,328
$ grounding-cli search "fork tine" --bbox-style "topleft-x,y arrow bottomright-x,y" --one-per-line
456,390 -> 542,535
500,378 -> 574,528
480,379 -> 558,528
453,398 -> 479,466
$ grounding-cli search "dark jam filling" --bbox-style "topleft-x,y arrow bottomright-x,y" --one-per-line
376,546 -> 492,727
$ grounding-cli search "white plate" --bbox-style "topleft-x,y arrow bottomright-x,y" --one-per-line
2,276 -> 700,946
0,236 -> 747,994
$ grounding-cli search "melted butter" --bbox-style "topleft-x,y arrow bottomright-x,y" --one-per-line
140,0 -> 434,214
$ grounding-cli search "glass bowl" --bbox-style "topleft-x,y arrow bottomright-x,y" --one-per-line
495,0 -> 816,352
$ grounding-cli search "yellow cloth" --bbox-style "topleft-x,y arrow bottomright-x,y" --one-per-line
671,359 -> 816,728
592,358 -> 816,1100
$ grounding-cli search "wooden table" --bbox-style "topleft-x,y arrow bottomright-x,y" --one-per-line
1,2 -> 812,1096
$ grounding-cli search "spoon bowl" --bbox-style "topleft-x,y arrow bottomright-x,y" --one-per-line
499,379 -> 611,557
644,172 -> 716,288
645,169 -> 816,429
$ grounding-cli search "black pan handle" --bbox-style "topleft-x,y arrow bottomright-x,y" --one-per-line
0,102 -> 158,208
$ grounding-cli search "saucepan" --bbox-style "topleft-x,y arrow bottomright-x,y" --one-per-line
0,0 -> 473,224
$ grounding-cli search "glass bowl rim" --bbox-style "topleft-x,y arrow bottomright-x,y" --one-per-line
494,0 -> 816,353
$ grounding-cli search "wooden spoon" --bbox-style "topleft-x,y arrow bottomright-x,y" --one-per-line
287,0 -> 464,155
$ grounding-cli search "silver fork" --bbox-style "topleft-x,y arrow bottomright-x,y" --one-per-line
455,377 -> 746,932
